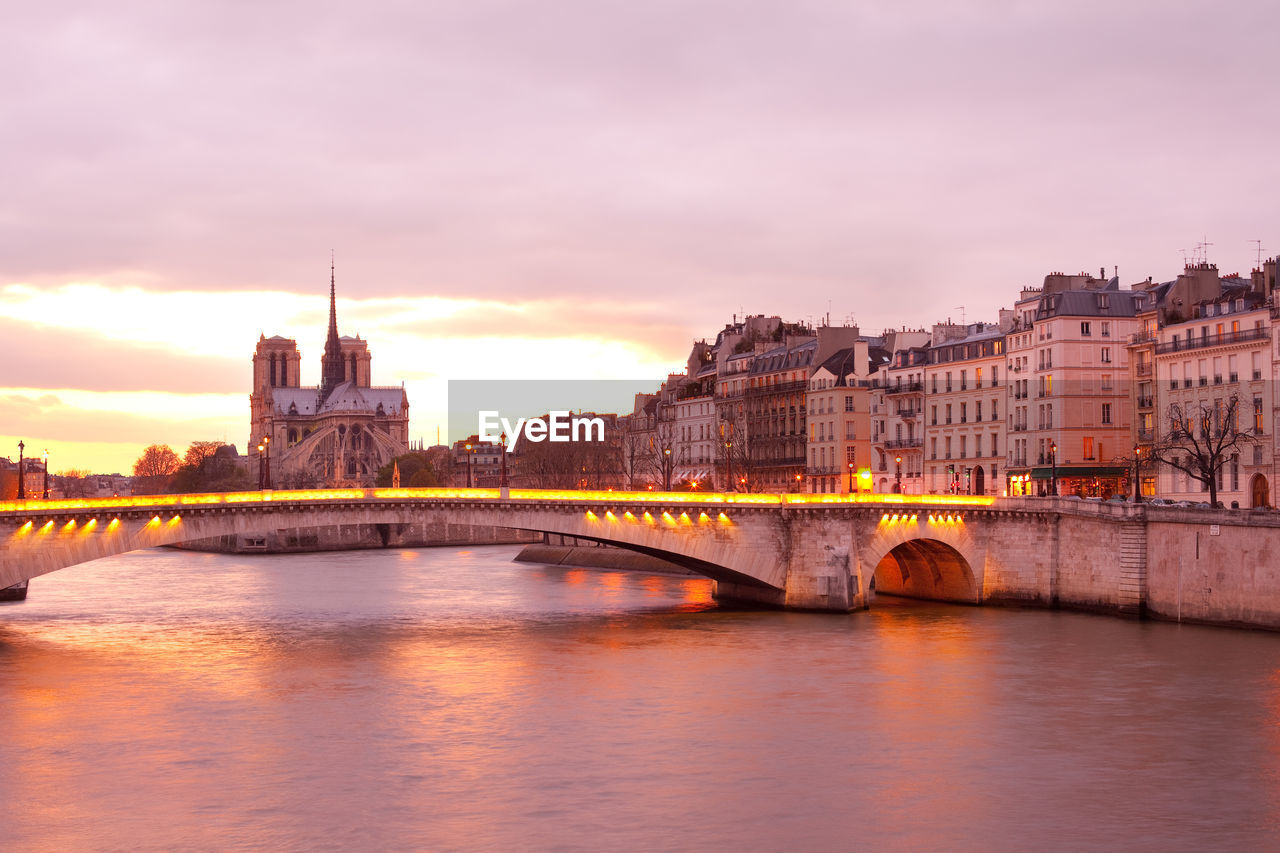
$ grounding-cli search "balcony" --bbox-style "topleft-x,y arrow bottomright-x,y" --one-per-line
1155,326 -> 1268,354
895,407 -> 921,419
1137,396 -> 1153,409
1137,429 -> 1154,442
883,438 -> 923,449
885,381 -> 924,395
1135,363 -> 1153,376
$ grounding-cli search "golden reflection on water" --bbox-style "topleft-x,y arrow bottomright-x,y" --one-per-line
6,547 -> 1277,850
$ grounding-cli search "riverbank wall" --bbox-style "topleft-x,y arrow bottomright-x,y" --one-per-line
176,522 -> 540,555
514,534 -> 696,575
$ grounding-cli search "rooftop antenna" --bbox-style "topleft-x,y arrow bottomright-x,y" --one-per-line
1201,235 -> 1213,264
1253,239 -> 1264,269
954,306 -> 966,325
1179,247 -> 1188,266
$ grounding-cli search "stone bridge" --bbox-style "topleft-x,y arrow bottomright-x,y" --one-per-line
3,488 -> 1279,621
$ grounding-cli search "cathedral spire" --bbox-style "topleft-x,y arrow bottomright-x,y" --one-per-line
321,253 -> 345,394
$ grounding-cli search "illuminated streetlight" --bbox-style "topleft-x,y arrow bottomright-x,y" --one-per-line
1049,441 -> 1058,496
465,442 -> 473,488
42,449 -> 49,500
847,461 -> 855,493
1133,446 -> 1142,503
16,441 -> 24,500
894,455 -> 903,494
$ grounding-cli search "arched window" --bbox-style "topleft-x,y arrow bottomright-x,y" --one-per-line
269,353 -> 277,386
279,358 -> 287,386
349,354 -> 357,383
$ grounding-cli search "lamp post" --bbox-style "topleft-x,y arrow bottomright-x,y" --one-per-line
1133,446 -> 1141,503
894,455 -> 902,494
663,447 -> 672,491
725,440 -> 733,492
1049,441 -> 1058,496
261,436 -> 270,489
795,472 -> 803,492
847,461 -> 855,493
499,432 -> 509,490
256,440 -> 266,489
465,442 -> 473,488
16,441 -> 24,500
42,449 -> 49,500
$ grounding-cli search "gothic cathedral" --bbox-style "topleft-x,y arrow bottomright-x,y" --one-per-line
249,267 -> 410,487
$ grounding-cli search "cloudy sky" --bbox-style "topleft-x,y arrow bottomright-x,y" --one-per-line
4,0 -> 1278,474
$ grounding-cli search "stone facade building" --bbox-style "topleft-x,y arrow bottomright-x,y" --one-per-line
249,270 -> 410,488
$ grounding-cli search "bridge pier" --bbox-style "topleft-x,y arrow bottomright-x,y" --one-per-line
714,518 -> 866,613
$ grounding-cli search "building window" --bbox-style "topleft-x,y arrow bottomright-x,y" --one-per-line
1101,403 -> 1112,425
960,403 -> 967,424
1101,347 -> 1112,364
845,395 -> 853,412
1081,321 -> 1091,336
1083,436 -> 1094,459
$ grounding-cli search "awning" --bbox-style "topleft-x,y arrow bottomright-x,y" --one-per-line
1027,465 -> 1127,480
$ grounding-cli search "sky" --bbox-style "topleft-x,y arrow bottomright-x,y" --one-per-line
4,0 -> 1278,474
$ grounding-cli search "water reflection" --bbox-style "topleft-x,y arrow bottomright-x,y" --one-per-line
2,546 -> 1280,850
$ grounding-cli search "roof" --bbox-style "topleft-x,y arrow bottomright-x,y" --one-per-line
1036,289 -> 1142,320
272,382 -> 406,417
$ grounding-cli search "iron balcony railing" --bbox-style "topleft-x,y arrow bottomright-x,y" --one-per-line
885,381 -> 924,395
883,438 -> 923,449
1155,326 -> 1268,354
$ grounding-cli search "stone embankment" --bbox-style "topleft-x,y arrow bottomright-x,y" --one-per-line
514,534 -> 696,575
177,521 -> 539,554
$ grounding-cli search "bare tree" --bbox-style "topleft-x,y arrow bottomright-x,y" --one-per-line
1149,395 -> 1259,507
648,419 -> 678,491
715,408 -> 758,491
132,443 -> 181,495
133,444 -> 180,478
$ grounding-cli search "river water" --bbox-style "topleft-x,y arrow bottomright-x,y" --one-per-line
2,544 -> 1279,851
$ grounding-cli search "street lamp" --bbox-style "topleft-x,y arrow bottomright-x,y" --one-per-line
1133,446 -> 1141,503
261,435 -> 270,489
1049,441 -> 1058,496
894,455 -> 902,494
663,447 -> 672,491
42,449 -> 49,500
847,461 -> 855,493
499,432 -> 509,490
725,440 -> 733,492
16,440 -> 24,500
465,442 -> 473,488
795,472 -> 803,492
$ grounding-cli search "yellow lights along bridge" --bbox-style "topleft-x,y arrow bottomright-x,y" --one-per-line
0,488 -> 995,517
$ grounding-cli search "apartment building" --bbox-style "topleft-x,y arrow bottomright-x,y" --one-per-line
1006,271 -> 1141,497
925,322 -> 1009,495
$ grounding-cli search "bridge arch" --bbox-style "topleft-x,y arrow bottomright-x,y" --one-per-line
872,538 -> 977,603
